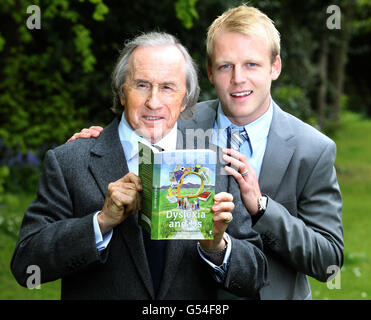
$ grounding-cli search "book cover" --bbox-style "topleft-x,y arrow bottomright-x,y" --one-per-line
138,142 -> 216,240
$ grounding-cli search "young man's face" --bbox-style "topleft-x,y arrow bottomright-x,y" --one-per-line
207,30 -> 281,126
120,45 -> 187,143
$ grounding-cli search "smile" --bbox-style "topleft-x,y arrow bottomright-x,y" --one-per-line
230,90 -> 253,97
143,116 -> 163,120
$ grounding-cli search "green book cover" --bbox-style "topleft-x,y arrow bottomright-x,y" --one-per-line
138,142 -> 216,240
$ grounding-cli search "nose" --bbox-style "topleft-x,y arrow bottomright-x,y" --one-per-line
231,65 -> 246,85
145,87 -> 162,110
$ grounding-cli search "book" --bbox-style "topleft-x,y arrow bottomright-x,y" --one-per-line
138,142 -> 216,240
198,191 -> 212,201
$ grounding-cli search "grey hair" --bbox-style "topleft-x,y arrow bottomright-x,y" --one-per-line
111,32 -> 200,116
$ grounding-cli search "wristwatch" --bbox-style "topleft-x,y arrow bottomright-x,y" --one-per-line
257,195 -> 268,214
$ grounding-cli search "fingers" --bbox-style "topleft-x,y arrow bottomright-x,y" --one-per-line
222,148 -> 251,170
214,191 -> 233,203
100,173 -> 143,232
79,128 -> 100,138
212,192 -> 234,223
109,173 -> 143,212
66,134 -> 77,143
222,148 -> 257,183
66,132 -> 88,143
199,193 -> 234,252
224,165 -> 246,185
88,126 -> 104,137
222,148 -> 249,162
213,211 -> 233,225
109,184 -> 140,215
213,192 -> 234,211
66,126 -> 104,143
111,173 -> 143,212
121,172 -> 143,192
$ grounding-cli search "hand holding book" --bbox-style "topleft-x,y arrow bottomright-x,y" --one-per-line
98,172 -> 143,235
198,191 -> 234,253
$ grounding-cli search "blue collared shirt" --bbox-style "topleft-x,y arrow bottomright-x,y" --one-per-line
212,100 -> 273,178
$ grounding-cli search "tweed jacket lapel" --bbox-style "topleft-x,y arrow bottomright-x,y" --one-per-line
88,116 -> 155,298
88,117 -> 128,196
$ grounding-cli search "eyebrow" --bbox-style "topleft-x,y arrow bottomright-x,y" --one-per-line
214,57 -> 264,65
134,79 -> 177,87
161,81 -> 177,87
133,79 -> 151,85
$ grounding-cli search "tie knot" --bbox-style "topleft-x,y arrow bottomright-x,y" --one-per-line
227,127 -> 249,151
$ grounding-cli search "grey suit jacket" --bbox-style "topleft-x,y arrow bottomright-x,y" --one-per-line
189,99 -> 344,300
11,116 -> 267,299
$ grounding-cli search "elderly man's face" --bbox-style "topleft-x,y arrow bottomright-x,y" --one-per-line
120,45 -> 187,143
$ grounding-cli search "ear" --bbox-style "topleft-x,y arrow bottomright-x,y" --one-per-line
206,62 -> 214,84
119,84 -> 126,106
271,55 -> 282,81
180,103 -> 187,113
119,95 -> 126,106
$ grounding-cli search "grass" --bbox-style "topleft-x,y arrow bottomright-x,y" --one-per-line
0,193 -> 61,299
0,111 -> 370,300
309,112 -> 371,300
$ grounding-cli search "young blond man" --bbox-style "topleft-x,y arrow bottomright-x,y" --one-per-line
197,5 -> 343,299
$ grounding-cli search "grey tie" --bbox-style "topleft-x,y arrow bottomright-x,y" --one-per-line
227,127 -> 249,151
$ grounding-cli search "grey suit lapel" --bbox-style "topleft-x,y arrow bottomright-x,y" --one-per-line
88,116 -> 155,299
259,103 -> 296,198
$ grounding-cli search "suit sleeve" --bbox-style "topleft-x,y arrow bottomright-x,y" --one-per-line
253,141 -> 344,282
221,179 -> 268,298
11,149 -> 103,287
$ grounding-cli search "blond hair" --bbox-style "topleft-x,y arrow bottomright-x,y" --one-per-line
206,5 -> 280,65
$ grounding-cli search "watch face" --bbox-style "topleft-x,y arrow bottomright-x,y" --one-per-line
259,196 -> 267,211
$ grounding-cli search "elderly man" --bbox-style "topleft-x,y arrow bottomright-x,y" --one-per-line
11,32 -> 267,299
75,5 -> 344,300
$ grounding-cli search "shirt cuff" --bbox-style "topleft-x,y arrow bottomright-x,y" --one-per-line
93,211 -> 113,251
197,233 -> 232,283
251,210 -> 264,226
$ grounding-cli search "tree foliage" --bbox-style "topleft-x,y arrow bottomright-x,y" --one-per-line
0,0 -> 369,159
0,0 -> 107,155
